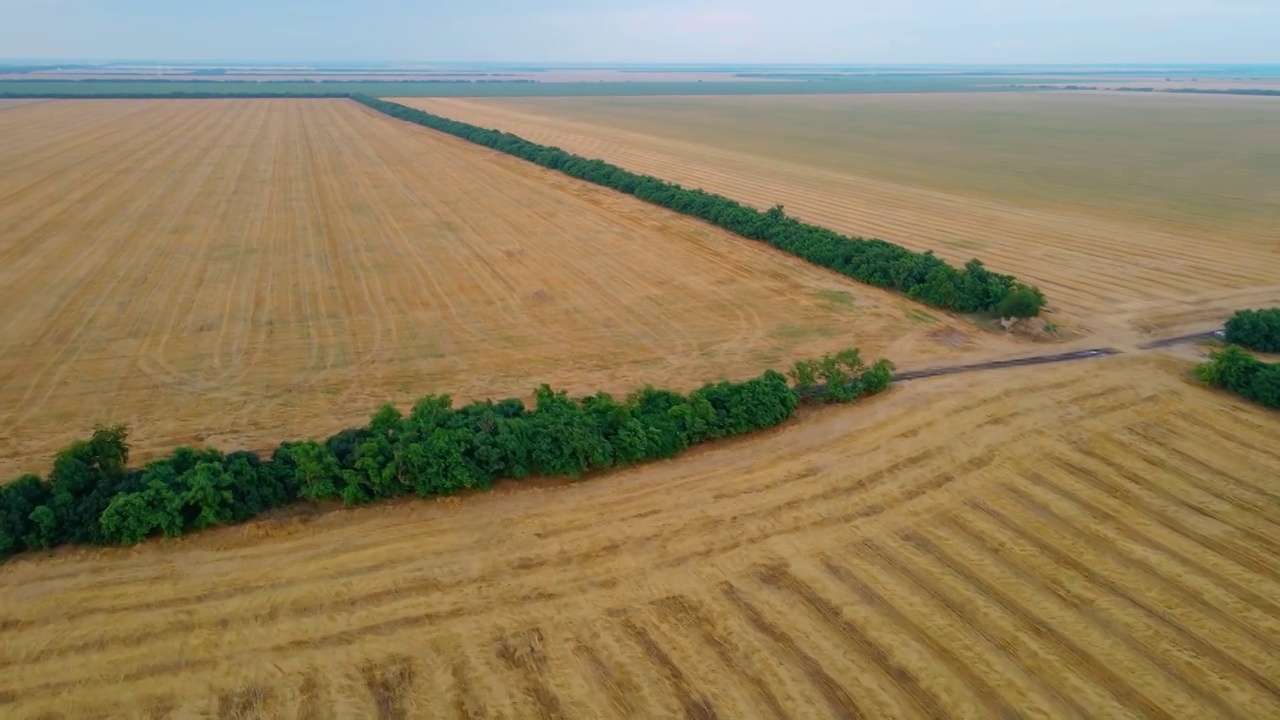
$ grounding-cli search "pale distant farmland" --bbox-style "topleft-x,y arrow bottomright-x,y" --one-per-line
0,98 -> 1004,477
400,93 -> 1280,335
3,355 -> 1278,718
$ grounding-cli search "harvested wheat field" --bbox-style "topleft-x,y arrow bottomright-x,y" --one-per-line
0,99 -> 48,112
1,353 -> 1277,717
0,98 -> 1021,477
400,94 -> 1280,335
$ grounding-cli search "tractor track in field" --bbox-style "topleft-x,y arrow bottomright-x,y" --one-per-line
812,328 -> 1222,396
891,347 -> 1122,383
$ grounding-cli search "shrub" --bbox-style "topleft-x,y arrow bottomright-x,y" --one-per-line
1224,308 -> 1280,353
793,350 -> 896,403
996,284 -> 1047,319
1196,345 -> 1279,409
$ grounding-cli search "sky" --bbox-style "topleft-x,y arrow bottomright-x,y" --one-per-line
1,0 -> 1276,64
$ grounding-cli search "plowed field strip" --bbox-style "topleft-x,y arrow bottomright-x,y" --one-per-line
900,526 -> 1186,718
1049,452 -> 1280,586
756,563 -> 949,716
1018,471 -> 1280,624
843,540 -> 1095,717
816,554 -> 1022,718
962,498 -> 1280,712
1002,481 -> 1280,658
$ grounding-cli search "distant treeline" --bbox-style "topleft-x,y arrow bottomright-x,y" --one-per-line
0,349 -> 890,560
1166,88 -> 1280,96
0,91 -> 352,99
0,77 -> 1039,97
1015,84 -> 1101,90
0,64 -> 85,74
352,95 -> 1045,317
0,77 -> 539,85
1019,84 -> 1280,97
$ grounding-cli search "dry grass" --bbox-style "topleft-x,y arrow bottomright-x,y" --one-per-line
400,93 -> 1280,335
2,354 -> 1277,718
0,98 -> 1019,477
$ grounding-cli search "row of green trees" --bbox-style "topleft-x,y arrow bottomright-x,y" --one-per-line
1224,308 -> 1280,353
1196,346 -> 1280,410
0,350 -> 892,560
351,95 -> 1046,318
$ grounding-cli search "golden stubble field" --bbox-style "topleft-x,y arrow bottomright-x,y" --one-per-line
2,354 -> 1277,718
399,93 -> 1280,337
3,96 -> 1279,719
0,98 -> 1018,478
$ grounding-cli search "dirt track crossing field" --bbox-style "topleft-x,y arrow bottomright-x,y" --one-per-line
0,98 -> 1019,477
400,95 -> 1280,336
2,354 -> 1278,718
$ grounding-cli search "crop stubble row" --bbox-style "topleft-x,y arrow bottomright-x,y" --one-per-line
401,97 -> 1280,334
0,98 -> 1005,477
1,355 -> 1277,717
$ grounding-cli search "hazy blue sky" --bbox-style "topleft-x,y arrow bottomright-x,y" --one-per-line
2,0 -> 1276,64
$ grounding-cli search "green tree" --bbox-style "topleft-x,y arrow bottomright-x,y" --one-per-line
996,284 -> 1045,319
1195,345 -> 1261,394
1224,308 -> 1280,352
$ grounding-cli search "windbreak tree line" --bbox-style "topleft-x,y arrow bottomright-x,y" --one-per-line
0,350 -> 893,561
1224,308 -> 1280,353
351,95 -> 1045,317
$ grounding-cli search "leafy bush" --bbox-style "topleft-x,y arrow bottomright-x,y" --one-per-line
0,349 -> 891,560
996,284 -> 1047,319
350,95 -> 1044,316
1196,345 -> 1280,409
1224,308 -> 1280,353
792,349 -> 896,404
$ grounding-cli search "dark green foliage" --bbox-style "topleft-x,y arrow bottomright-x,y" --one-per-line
350,95 -> 1044,316
1224,308 -> 1280,353
26,505 -> 59,550
996,284 -> 1047,319
526,387 -> 615,478
43,425 -> 134,546
1,348 -> 890,560
279,440 -> 347,503
794,350 -> 897,404
0,475 -> 52,558
859,359 -> 896,396
1196,345 -> 1280,409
